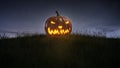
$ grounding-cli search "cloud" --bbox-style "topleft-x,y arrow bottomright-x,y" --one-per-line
75,25 -> 120,38
106,29 -> 120,38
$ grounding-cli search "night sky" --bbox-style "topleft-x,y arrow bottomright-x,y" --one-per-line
0,0 -> 120,37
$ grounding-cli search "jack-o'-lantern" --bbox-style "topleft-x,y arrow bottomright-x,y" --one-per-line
45,11 -> 72,35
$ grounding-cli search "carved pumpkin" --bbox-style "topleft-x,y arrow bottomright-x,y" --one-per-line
45,11 -> 72,35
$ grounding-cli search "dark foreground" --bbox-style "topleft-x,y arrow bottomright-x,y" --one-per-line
0,34 -> 120,68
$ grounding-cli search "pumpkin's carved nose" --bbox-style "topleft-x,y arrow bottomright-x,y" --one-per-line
58,26 -> 62,29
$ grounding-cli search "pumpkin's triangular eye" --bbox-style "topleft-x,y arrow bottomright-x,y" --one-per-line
50,21 -> 55,24
65,21 -> 69,24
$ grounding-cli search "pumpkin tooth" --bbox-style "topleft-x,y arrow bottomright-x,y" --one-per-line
48,28 -> 53,35
60,29 -> 64,34
65,29 -> 69,33
53,29 -> 58,34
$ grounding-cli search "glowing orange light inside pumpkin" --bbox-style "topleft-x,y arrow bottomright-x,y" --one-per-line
58,26 -> 62,29
48,27 -> 70,35
51,21 -> 55,24
65,21 -> 69,24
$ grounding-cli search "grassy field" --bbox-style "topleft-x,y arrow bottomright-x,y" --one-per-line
0,34 -> 120,68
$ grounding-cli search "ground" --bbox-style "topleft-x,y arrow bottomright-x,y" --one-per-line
0,34 -> 120,68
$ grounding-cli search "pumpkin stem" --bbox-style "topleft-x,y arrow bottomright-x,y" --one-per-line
56,11 -> 60,16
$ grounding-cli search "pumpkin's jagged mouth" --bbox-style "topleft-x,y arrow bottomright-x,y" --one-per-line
47,27 -> 70,35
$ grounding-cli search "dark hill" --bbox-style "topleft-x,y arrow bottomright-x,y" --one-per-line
0,34 -> 120,68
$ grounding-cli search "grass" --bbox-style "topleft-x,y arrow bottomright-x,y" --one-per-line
0,34 -> 120,68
